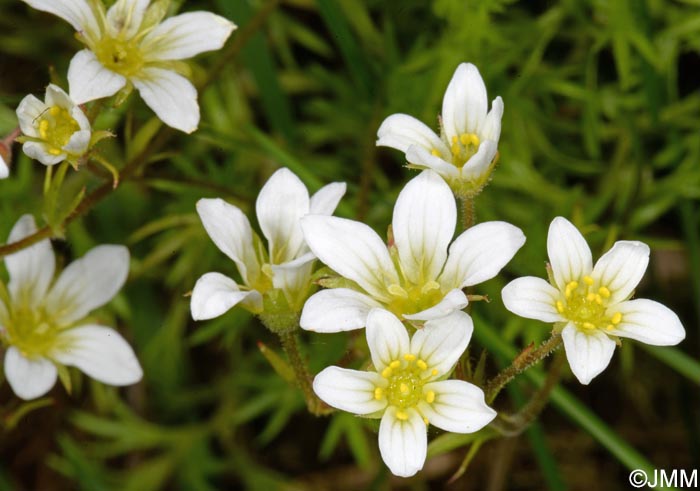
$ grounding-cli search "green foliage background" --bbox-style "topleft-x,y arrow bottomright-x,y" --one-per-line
0,0 -> 699,489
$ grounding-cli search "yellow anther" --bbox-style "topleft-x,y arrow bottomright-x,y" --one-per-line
396,410 -> 408,421
425,391 -> 435,403
416,359 -> 428,371
404,354 -> 416,362
48,147 -> 62,155
431,369 -> 438,376
423,417 -> 429,425
39,119 -> 49,138
556,300 -> 565,313
430,148 -> 441,157
595,294 -> 603,305
471,134 -> 480,146
390,360 -> 401,369
582,322 -> 596,330
451,136 -> 458,144
381,367 -> 392,378
400,383 -> 409,394
598,286 -> 611,298
388,284 -> 409,298
586,292 -> 596,302
611,312 -> 622,324
459,133 -> 470,145
565,281 -> 578,298
606,324 -> 614,330
374,387 -> 383,400
583,276 -> 594,286
49,106 -> 61,116
421,281 -> 440,294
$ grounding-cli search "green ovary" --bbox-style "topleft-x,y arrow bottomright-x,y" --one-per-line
557,276 -> 622,332
37,106 -> 80,155
374,354 -> 437,422
386,280 -> 444,318
2,305 -> 60,359
94,36 -> 144,77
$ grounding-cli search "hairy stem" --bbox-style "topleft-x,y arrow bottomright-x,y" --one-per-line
460,196 -> 475,231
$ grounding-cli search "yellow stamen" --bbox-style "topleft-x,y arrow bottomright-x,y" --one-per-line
586,292 -> 596,302
583,276 -> 594,285
451,136 -> 458,144
459,133 -> 470,145
611,312 -> 622,324
595,294 -> 603,305
431,369 -> 438,376
396,411 -> 408,421
390,360 -> 401,369
400,383 -> 409,394
381,367 -> 392,378
374,387 -> 383,400
39,119 -> 49,138
49,106 -> 61,116
556,300 -> 565,313
416,359 -> 428,371
48,148 -> 62,155
404,354 -> 416,362
582,322 -> 596,330
430,149 -> 441,157
425,391 -> 435,403
421,281 -> 440,294
423,417 -> 429,425
388,284 -> 408,299
606,324 -> 614,330
598,286 -> 611,298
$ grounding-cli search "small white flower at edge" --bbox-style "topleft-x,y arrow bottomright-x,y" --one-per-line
314,308 -> 496,477
299,169 -> 525,332
0,215 -> 142,400
21,0 -> 236,133
190,168 -> 346,320
16,84 -> 91,166
502,217 -> 685,385
0,154 -> 8,179
377,63 -> 503,198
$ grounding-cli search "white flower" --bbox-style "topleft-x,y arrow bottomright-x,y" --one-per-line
16,84 -> 91,166
502,216 -> 686,385
191,168 -> 346,320
0,154 -> 8,179
299,170 -> 524,332
314,308 -> 495,477
377,63 -> 503,198
22,0 -> 236,133
0,215 -> 142,400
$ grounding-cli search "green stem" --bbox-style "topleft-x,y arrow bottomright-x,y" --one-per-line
485,332 -> 562,405
278,331 -> 332,416
459,196 -> 475,231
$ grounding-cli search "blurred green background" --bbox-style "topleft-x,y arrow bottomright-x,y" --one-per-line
0,0 -> 699,489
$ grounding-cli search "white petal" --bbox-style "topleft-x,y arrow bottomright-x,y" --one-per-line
301,215 -> 397,302
270,253 -> 315,308
21,0 -> 101,43
402,288 -> 468,321
405,145 -> 459,178
393,170 -> 456,285
4,347 -> 57,400
53,325 -> 142,386
501,276 -> 563,323
441,63 -> 488,143
561,323 -> 616,385
63,129 -> 91,155
366,308 -> 410,370
141,12 -> 236,61
16,94 -> 46,136
610,299 -> 685,346
300,288 -> 382,333
481,96 -> 504,142
410,310 -> 473,376
376,113 -> 448,155
313,366 -> 387,415
190,272 -> 261,320
131,67 -> 199,133
418,380 -> 496,433
592,241 -> 649,304
22,142 -> 65,166
67,50 -> 126,104
547,217 -> 593,291
309,182 -> 347,216
440,221 -> 525,289
461,139 -> 498,180
196,198 -> 260,287
5,215 -> 55,308
44,83 -> 73,108
106,0 -> 149,38
378,407 -> 427,478
0,156 -> 8,179
256,168 -> 310,263
45,245 -> 129,325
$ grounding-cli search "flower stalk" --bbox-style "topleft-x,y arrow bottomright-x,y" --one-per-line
278,330 -> 330,416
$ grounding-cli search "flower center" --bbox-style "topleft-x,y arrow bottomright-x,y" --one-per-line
94,36 -> 144,77
437,132 -> 480,168
557,276 -> 623,331
386,280 -> 443,318
37,106 -> 80,155
374,354 -> 439,421
2,305 -> 61,359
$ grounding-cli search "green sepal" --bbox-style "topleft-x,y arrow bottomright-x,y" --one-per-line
257,341 -> 295,384
56,364 -> 72,395
89,130 -> 114,148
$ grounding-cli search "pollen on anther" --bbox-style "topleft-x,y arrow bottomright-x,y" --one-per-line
39,119 -> 49,138
374,387 -> 383,400
582,322 -> 596,330
425,391 -> 435,403
598,286 -> 611,298
390,360 -> 401,369
583,276 -> 594,286
586,292 -> 596,302
381,367 -> 392,378
606,324 -> 614,330
611,312 -> 622,324
49,106 -> 61,116
431,369 -> 438,376
416,359 -> 428,371
430,149 -> 441,157
423,417 -> 429,425
404,354 -> 416,362
400,383 -> 409,394
48,148 -> 62,155
556,301 -> 565,313
396,410 -> 408,421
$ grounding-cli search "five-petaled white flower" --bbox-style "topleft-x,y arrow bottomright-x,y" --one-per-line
314,308 -> 496,477
300,170 -> 524,332
0,215 -> 143,400
22,0 -> 236,133
191,168 -> 346,320
502,217 -> 686,385
16,84 -> 91,166
377,63 -> 503,198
